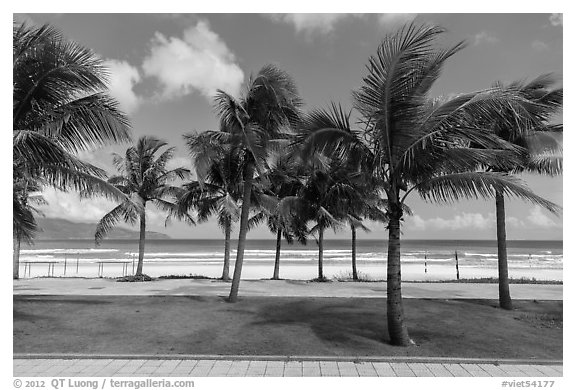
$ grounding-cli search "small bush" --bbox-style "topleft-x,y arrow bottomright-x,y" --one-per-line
333,271 -> 372,282
309,276 -> 331,283
158,274 -> 214,280
117,274 -> 153,282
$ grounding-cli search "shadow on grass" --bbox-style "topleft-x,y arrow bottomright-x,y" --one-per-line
14,296 -> 111,305
13,309 -> 48,322
147,295 -> 215,303
251,299 -> 390,345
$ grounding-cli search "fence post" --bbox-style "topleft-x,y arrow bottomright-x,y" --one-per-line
455,250 -> 460,280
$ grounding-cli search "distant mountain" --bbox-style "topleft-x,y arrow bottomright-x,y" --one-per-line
34,218 -> 171,240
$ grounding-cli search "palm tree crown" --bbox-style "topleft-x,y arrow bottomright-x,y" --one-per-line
13,22 -> 131,184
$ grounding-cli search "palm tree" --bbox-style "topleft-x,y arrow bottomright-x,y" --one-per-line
179,133 -> 244,280
213,65 -> 303,302
13,22 -> 132,243
482,75 -> 562,310
95,136 -> 192,277
297,165 -> 363,280
248,151 -> 308,280
299,23 -> 560,346
299,104 -> 387,281
13,174 -> 46,279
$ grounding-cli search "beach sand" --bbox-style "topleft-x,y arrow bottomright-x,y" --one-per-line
17,260 -> 564,282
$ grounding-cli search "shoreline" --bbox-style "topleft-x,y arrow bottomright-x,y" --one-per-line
15,262 -> 564,281
15,275 -> 564,285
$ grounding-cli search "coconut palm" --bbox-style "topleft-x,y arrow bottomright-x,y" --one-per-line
179,133 -> 244,280
298,23 -> 560,346
297,165 -> 367,280
95,137 -> 192,277
482,75 -> 562,310
248,153 -> 308,280
13,174 -> 46,279
299,104 -> 388,281
213,65 -> 303,302
13,22 -> 132,243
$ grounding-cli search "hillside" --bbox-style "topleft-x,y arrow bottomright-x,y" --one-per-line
34,218 -> 171,240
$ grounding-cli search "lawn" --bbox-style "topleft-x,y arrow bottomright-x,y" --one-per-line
13,295 -> 562,359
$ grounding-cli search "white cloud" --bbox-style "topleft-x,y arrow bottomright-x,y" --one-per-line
409,212 -> 493,231
408,212 -> 524,231
377,14 -> 417,27
549,13 -> 563,27
267,14 -> 416,36
39,188 -> 170,230
142,20 -> 244,101
267,14 -> 357,35
527,207 -> 558,228
473,31 -> 500,46
166,156 -> 192,171
531,40 -> 549,51
39,189 -> 118,223
104,59 -> 142,114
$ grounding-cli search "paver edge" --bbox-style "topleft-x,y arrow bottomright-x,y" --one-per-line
12,353 -> 563,366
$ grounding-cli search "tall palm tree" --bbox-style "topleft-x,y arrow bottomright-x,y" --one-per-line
296,166 -> 362,280
299,23 -> 560,346
95,137 -> 192,277
179,133 -> 244,280
13,174 -> 46,279
299,104 -> 388,281
13,22 -> 132,243
483,75 -> 562,310
214,65 -> 303,302
248,151 -> 308,280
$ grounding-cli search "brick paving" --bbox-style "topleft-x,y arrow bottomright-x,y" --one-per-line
13,358 -> 562,377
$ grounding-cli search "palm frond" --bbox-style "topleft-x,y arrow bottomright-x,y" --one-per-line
95,202 -> 134,244
154,198 -> 196,226
415,172 -> 561,215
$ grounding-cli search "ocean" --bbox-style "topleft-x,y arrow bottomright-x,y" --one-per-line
18,239 -> 563,281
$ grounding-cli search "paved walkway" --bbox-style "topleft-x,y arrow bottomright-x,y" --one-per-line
14,358 -> 562,377
13,278 -> 563,300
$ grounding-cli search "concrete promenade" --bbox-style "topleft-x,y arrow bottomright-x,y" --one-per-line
13,357 -> 563,377
12,278 -> 563,300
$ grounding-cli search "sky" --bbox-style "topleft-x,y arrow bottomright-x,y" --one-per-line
13,12 -> 564,241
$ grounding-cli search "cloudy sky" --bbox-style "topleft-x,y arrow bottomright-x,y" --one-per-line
15,12 -> 563,240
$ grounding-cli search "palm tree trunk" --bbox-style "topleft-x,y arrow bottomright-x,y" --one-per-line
222,222 -> 231,281
136,207 -> 146,276
228,162 -> 255,302
13,235 -> 21,280
496,189 -> 513,310
386,210 -> 412,346
318,227 -> 324,280
272,228 -> 282,280
351,225 -> 358,281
